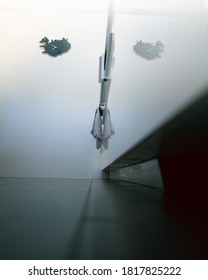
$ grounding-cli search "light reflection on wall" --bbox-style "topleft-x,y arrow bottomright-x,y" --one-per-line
0,9 -> 107,178
0,0 -> 108,12
0,0 -> 207,13
115,0 -> 206,13
101,9 -> 208,169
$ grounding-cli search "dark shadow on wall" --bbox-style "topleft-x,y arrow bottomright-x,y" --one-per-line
133,40 -> 165,60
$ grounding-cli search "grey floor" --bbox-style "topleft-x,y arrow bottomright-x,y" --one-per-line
0,178 -> 192,260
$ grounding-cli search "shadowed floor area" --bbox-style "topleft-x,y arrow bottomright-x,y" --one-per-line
0,178 -> 197,260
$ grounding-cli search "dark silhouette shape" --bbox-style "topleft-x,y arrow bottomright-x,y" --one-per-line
133,40 -> 165,60
39,37 -> 71,57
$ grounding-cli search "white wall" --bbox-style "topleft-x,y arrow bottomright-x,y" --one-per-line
101,10 -> 208,168
1,6 -> 208,178
0,10 -> 107,178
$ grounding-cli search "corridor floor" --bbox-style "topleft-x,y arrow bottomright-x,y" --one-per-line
0,178 -> 195,259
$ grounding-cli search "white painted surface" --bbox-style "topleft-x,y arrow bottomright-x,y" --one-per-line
0,10 -> 107,178
101,11 -> 208,169
0,4 -> 208,178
